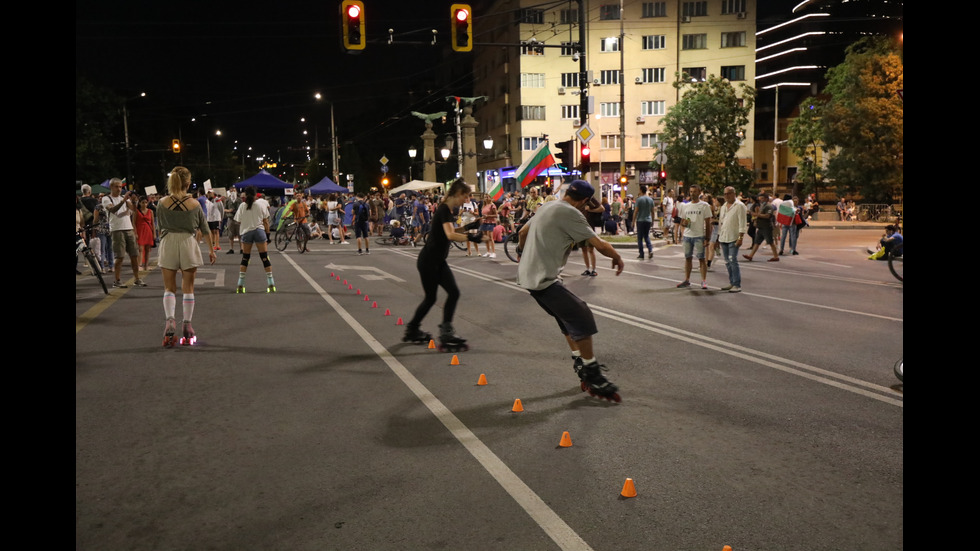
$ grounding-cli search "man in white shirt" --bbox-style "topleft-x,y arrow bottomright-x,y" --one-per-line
675,184 -> 713,289
716,186 -> 747,292
102,178 -> 145,288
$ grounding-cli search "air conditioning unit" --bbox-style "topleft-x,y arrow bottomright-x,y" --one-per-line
736,12 -> 747,19
636,116 -> 645,123
593,79 -> 600,85
682,15 -> 691,23
635,77 -> 642,84
572,118 -> 581,127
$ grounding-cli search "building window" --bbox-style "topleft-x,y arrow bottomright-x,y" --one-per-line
641,67 -> 666,83
516,9 -> 544,24
561,105 -> 580,119
600,70 -> 621,85
682,67 -> 707,81
560,8 -> 579,23
560,41 -> 580,56
721,0 -> 746,15
682,34 -> 707,50
600,37 -> 620,52
601,134 -> 621,149
642,2 -> 667,17
641,133 -> 660,148
720,31 -> 746,48
521,105 -> 546,120
721,65 -> 745,81
561,72 -> 580,87
520,73 -> 546,88
599,4 -> 621,20
522,137 -> 544,151
599,102 -> 620,118
642,35 -> 666,50
682,1 -> 707,17
640,101 -> 666,116
520,41 -> 545,56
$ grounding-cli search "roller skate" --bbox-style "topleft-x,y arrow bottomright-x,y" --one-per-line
578,361 -> 621,402
572,355 -> 585,380
162,317 -> 177,347
236,285 -> 246,294
179,320 -> 197,346
401,324 -> 432,345
267,284 -> 277,293
437,322 -> 469,352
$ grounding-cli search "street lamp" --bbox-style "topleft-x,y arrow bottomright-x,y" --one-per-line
122,91 -> 146,188
408,145 -> 417,180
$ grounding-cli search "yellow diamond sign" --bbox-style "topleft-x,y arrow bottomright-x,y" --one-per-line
576,124 -> 594,145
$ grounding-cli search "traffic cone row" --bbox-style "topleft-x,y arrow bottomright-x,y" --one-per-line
334,272 -> 650,503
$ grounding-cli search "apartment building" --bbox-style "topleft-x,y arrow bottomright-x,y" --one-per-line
472,0 -> 757,195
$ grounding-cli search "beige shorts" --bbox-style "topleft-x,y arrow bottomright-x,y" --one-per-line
111,230 -> 139,259
157,232 -> 203,271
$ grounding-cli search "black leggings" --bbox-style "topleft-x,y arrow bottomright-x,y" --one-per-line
408,256 -> 459,327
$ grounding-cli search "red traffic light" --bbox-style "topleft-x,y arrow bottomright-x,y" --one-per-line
451,3 -> 473,52
455,7 -> 469,21
346,3 -> 360,18
581,145 -> 590,158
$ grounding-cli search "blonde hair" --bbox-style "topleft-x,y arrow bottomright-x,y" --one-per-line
167,166 -> 192,196
391,220 -> 401,227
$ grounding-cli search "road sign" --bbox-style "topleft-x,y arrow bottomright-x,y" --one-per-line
576,124 -> 594,145
379,155 -> 389,165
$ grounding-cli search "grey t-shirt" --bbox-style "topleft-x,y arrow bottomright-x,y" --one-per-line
517,200 -> 596,291
634,195 -> 655,223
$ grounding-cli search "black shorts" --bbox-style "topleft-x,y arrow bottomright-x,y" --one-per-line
528,282 -> 597,341
354,221 -> 369,238
208,221 -> 220,231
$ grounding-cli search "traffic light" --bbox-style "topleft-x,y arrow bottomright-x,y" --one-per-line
580,143 -> 590,172
381,176 -> 389,187
658,169 -> 667,185
450,4 -> 472,52
341,0 -> 366,52
553,140 -> 573,169
172,139 -> 181,154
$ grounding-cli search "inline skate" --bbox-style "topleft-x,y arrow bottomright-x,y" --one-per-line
437,322 -> 469,352
578,361 -> 621,402
402,324 -> 432,345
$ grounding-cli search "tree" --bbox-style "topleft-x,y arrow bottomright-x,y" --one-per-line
659,73 -> 755,196
787,97 -> 827,197
76,74 -> 123,185
818,37 -> 903,203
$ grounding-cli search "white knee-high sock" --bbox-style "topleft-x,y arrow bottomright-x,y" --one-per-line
163,291 -> 176,319
182,293 -> 195,322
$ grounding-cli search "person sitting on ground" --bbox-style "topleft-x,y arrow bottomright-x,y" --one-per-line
868,224 -> 903,260
389,220 -> 411,245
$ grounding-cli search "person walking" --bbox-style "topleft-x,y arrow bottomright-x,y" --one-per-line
402,179 -> 484,349
580,196 -> 604,276
223,189 -> 242,254
233,185 -> 277,293
102,178 -> 146,288
777,194 -> 799,256
634,185 -> 655,259
516,179 -> 625,401
353,192 -> 371,255
479,193 -> 498,258
206,191 -> 222,250
717,186 -> 747,292
675,184 -> 713,289
156,167 -> 216,346
134,196 -> 156,272
743,192 -> 780,262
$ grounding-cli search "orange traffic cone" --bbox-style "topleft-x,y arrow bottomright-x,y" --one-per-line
511,399 -> 524,412
384,309 -> 391,316
620,478 -> 637,498
428,340 -> 436,349
477,373 -> 488,386
450,354 -> 460,365
722,547 -> 733,551
558,431 -> 573,448
396,317 -> 403,325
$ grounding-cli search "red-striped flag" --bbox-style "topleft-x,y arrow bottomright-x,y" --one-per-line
514,141 -> 555,189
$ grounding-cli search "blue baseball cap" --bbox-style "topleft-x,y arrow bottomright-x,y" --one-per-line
565,179 -> 594,199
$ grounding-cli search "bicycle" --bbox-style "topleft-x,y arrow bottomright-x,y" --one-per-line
887,251 -> 903,282
76,230 -> 108,294
375,235 -> 415,247
274,221 -> 309,253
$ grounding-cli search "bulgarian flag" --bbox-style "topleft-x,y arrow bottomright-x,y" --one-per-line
487,179 -> 503,201
776,201 -> 795,226
515,141 -> 556,189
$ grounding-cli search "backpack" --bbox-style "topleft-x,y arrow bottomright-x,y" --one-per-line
357,201 -> 369,223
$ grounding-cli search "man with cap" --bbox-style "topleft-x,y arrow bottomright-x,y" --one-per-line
516,179 -> 625,402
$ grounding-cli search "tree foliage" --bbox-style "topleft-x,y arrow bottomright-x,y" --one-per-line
76,74 -> 123,186
809,37 -> 903,202
787,97 -> 826,195
659,73 -> 755,195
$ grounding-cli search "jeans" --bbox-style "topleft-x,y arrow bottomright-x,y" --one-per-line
720,241 -> 741,287
101,232 -> 114,268
779,224 -> 798,253
635,220 -> 652,254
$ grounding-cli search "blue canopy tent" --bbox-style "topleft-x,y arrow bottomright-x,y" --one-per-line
233,170 -> 294,193
307,176 -> 347,195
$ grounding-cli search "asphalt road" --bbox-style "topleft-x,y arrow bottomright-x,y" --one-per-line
76,226 -> 903,551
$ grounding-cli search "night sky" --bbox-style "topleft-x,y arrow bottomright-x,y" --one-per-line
77,0 -> 799,178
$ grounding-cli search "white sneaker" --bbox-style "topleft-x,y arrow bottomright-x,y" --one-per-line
729,286 -> 742,293
340,241 -> 349,245
480,253 -> 488,257
488,252 -> 496,258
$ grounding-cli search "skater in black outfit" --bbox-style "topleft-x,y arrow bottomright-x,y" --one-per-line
403,179 -> 486,350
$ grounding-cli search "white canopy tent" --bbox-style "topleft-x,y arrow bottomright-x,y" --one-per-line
387,180 -> 446,195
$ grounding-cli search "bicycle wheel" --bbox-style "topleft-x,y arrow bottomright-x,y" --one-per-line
452,239 -> 466,251
85,249 -> 109,294
887,252 -> 903,282
375,237 -> 393,246
295,226 -> 308,253
503,233 -> 521,262
274,227 -> 289,251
